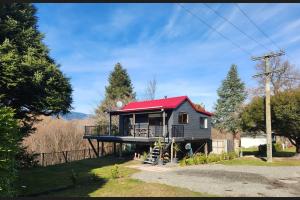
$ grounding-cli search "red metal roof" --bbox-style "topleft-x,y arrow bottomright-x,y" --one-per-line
119,96 -> 212,116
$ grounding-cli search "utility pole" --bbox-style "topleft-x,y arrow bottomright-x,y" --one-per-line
252,50 -> 285,162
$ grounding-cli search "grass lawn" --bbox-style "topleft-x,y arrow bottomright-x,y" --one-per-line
218,146 -> 300,166
241,146 -> 296,157
16,156 -> 208,197
219,156 -> 300,166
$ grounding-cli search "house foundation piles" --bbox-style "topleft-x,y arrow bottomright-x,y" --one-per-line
87,138 -> 99,158
101,141 -> 104,156
119,143 -> 123,157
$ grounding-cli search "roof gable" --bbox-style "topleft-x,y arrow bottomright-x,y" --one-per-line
119,96 -> 212,116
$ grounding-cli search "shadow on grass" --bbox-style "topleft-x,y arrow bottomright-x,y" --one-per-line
242,150 -> 296,160
16,155 -> 133,197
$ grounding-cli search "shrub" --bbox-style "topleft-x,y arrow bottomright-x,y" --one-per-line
179,158 -> 186,167
111,164 -> 120,179
274,143 -> 283,152
185,157 -> 194,165
142,151 -> 148,161
195,153 -> 207,164
228,151 -> 237,160
193,155 -> 200,165
207,154 -> 221,163
220,152 -> 228,160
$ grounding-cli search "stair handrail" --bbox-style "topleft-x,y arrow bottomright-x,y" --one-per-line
193,143 -> 206,156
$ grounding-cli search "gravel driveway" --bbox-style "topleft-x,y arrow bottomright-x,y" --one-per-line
130,164 -> 300,197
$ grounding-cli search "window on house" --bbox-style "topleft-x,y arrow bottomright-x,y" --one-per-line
178,112 -> 188,124
200,117 -> 208,129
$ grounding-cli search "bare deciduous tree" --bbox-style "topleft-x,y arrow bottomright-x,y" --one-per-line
252,57 -> 300,96
144,76 -> 157,100
23,116 -> 96,153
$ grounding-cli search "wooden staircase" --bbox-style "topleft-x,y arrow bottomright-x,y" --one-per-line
144,139 -> 172,165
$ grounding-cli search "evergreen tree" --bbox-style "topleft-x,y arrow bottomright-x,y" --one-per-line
105,62 -> 135,101
95,63 -> 135,125
0,107 -> 21,197
0,3 -> 73,136
212,64 -> 247,138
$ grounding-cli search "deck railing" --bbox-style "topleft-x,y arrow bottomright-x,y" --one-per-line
84,124 -> 185,138
84,125 -> 119,136
171,125 -> 184,137
130,124 -> 166,138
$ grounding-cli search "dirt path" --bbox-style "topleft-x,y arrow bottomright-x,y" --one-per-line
130,164 -> 300,197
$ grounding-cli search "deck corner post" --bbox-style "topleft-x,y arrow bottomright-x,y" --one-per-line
133,113 -> 136,137
162,110 -> 166,137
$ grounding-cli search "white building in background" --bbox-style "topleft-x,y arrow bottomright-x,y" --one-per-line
241,135 -> 266,148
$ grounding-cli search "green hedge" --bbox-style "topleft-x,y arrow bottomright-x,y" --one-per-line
179,151 -> 238,167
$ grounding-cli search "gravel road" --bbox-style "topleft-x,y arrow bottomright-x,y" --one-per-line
131,164 -> 300,197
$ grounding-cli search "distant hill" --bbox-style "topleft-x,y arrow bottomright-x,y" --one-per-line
53,112 -> 92,120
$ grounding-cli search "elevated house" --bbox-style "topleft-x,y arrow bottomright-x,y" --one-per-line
84,96 -> 213,164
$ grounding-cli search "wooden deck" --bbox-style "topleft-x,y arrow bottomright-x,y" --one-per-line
82,134 -> 208,143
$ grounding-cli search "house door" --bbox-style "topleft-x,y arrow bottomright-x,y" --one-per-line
123,116 -> 131,136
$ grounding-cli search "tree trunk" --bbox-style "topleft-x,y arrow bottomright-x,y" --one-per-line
294,139 -> 300,158
296,142 -> 300,154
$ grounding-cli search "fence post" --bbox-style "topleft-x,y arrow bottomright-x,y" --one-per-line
101,142 -> 104,156
42,153 -> 45,167
63,151 -> 68,163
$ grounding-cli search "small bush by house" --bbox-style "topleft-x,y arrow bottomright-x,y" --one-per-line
179,151 -> 238,167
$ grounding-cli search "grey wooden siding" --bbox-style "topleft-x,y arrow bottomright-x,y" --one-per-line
171,100 -> 211,139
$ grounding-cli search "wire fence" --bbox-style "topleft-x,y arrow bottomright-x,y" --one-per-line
36,146 -> 115,167
1,143 -> 126,167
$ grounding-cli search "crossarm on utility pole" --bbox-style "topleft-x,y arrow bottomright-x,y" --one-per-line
252,50 -> 285,163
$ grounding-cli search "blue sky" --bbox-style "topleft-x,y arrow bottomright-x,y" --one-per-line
34,3 -> 300,114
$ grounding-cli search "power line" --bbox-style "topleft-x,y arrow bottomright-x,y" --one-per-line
235,4 -> 298,65
235,3 -> 282,51
203,3 -> 271,52
177,3 -> 252,57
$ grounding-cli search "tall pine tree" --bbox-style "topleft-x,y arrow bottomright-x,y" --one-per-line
0,3 -> 73,136
212,64 -> 247,138
95,63 -> 135,125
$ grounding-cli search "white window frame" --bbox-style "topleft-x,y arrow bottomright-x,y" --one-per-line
200,117 -> 208,129
178,112 -> 188,124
